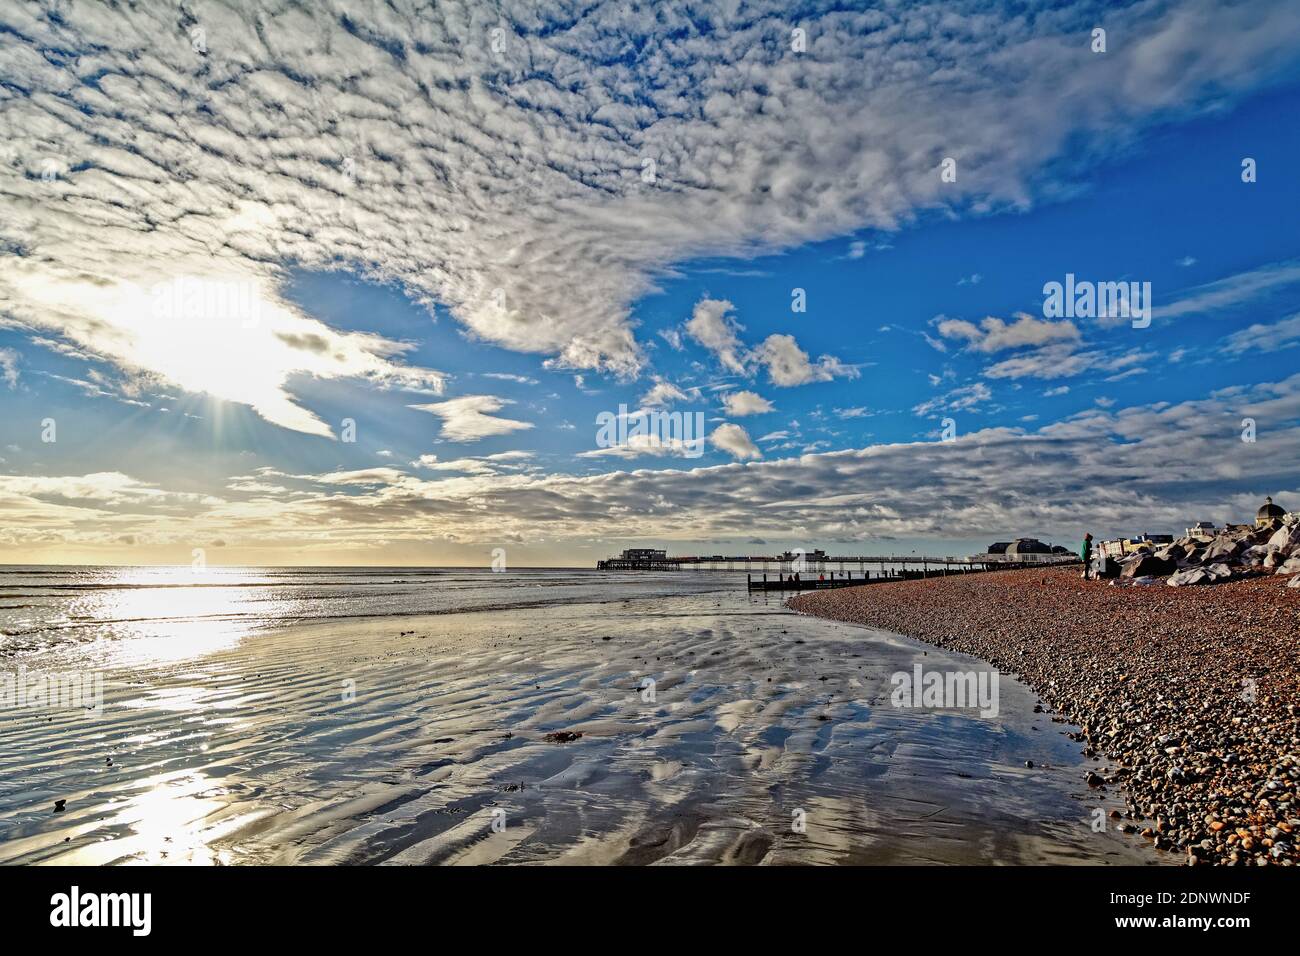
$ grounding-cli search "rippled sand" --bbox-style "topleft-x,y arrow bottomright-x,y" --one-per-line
0,586 -> 1165,865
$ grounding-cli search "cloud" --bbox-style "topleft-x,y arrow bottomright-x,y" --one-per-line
1221,313 -> 1300,354
409,395 -> 533,441
481,372 -> 539,385
684,299 -> 747,374
13,373 -> 1299,559
1157,261 -> 1300,320
913,382 -> 992,416
641,378 -> 691,407
683,297 -> 854,387
0,348 -> 17,388
710,423 -> 762,460
411,451 -> 535,474
982,345 -> 1151,381
937,313 -> 1080,353
834,406 -> 871,419
754,334 -> 858,387
576,433 -> 703,459
3,0 -> 1295,414
721,390 -> 773,416
0,268 -> 444,436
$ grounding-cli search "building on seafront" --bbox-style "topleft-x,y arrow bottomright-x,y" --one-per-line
1099,533 -> 1175,560
1256,496 -> 1286,529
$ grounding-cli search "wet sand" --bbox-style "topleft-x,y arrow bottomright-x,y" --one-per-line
1,585 -> 1162,865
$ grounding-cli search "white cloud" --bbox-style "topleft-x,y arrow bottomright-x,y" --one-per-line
0,267 -> 444,436
411,451 -> 535,474
710,423 -> 762,460
409,395 -> 533,442
982,345 -> 1151,381
1221,313 -> 1300,354
482,372 -> 539,385
641,378 -> 691,407
3,0 -> 1293,418
684,299 -> 747,374
754,334 -> 857,387
913,382 -> 992,416
577,433 -> 701,459
1157,261 -> 1300,320
721,390 -> 773,416
0,348 -> 17,388
938,313 -> 1080,353
8,373 -> 1300,560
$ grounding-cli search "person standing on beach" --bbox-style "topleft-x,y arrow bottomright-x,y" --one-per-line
1080,532 -> 1094,579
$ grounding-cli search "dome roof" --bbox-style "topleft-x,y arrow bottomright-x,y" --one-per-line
1257,496 -> 1285,520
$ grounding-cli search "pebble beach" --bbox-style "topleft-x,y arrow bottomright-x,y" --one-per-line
790,567 -> 1300,865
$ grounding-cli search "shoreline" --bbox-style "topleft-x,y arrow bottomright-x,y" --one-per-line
789,567 -> 1300,866
2,581 -> 1155,865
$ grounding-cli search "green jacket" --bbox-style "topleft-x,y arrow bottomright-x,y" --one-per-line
1080,539 -> 1092,561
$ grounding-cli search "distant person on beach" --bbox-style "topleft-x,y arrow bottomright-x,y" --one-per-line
1080,533 -> 1094,579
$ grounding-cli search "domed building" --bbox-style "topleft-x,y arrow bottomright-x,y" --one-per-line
1256,496 -> 1286,529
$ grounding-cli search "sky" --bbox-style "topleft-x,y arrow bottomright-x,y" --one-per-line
2,0 -> 1300,567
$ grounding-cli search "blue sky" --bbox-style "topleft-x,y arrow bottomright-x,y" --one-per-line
1,1 -> 1299,565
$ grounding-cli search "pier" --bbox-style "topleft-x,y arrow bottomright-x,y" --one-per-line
596,547 -> 1078,576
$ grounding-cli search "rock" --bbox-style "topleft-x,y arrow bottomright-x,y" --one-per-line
53,799 -> 66,813
1266,523 -> 1300,553
1168,567 -> 1211,587
1288,575 -> 1300,588
1121,554 -> 1177,578
1275,556 -> 1300,575
1204,537 -> 1247,564
544,731 -> 583,743
1025,760 -> 1034,768
1086,770 -> 1105,788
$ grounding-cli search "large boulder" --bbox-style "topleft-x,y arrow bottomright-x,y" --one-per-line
1154,543 -> 1187,562
1267,522 -> 1300,554
1275,556 -> 1300,576
1241,545 -> 1271,566
1168,567 -> 1212,586
1121,553 -> 1178,578
1204,535 -> 1248,564
1168,563 -> 1234,587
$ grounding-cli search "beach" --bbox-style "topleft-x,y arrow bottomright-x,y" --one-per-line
791,567 -> 1300,865
0,567 -> 1157,865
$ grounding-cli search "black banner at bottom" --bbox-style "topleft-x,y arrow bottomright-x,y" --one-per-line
0,864 -> 1278,941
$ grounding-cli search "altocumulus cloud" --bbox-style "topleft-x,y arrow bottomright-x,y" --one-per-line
3,0 -> 1300,435
7,376 -> 1298,555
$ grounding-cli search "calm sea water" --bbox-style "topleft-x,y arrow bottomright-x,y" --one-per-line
0,565 -> 745,662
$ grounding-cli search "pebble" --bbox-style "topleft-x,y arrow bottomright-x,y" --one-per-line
790,567 -> 1300,866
